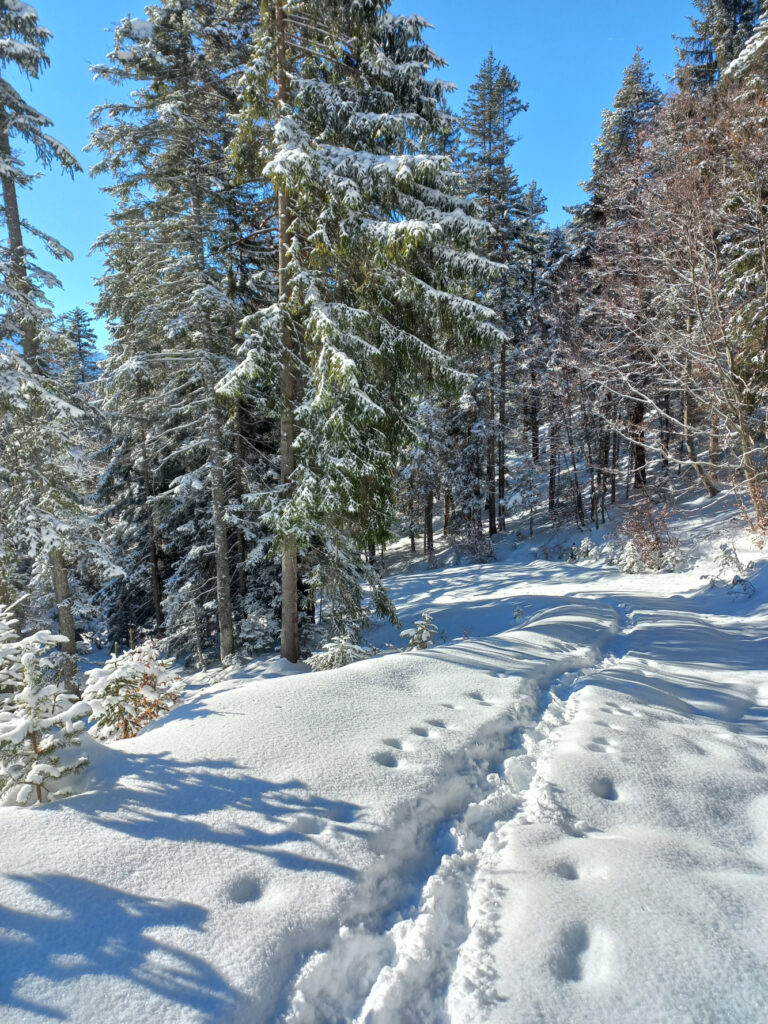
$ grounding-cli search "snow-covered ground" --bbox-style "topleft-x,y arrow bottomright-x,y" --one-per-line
2,497 -> 768,1023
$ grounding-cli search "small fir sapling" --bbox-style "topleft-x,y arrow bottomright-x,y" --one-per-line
0,617 -> 89,806
0,603 -> 24,709
82,640 -> 183,740
306,633 -> 374,672
401,611 -> 438,650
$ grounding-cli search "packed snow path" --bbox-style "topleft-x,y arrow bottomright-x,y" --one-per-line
1,524 -> 768,1023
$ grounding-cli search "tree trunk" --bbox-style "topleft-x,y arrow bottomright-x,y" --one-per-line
708,415 -> 720,482
424,493 -> 434,557
548,422 -> 558,512
683,389 -> 719,497
49,548 -> 77,688
0,126 -> 37,365
530,389 -> 540,464
275,0 -> 299,663
660,393 -> 671,470
204,389 -> 235,662
487,372 -> 497,536
497,341 -> 506,530
141,442 -> 164,629
629,400 -> 647,488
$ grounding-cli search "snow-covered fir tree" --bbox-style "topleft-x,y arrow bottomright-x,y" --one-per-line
0,618 -> 88,805
459,51 -> 527,537
54,308 -> 100,393
675,0 -> 761,88
82,640 -> 183,741
0,3 -> 107,681
230,1 -> 503,660
91,0 -> 275,664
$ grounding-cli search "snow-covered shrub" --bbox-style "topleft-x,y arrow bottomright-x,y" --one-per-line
0,621 -> 89,806
82,641 -> 183,740
401,611 -> 438,650
617,492 -> 681,573
707,541 -> 757,596
306,633 -> 374,671
569,537 -> 598,563
713,541 -> 753,580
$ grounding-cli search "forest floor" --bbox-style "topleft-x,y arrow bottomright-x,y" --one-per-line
1,495 -> 768,1023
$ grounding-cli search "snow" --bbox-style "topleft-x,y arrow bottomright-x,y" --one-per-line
1,497 -> 768,1022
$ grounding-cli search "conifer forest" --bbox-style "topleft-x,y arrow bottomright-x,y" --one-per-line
2,3 -> 768,1022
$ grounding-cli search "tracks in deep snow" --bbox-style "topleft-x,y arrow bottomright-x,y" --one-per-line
274,601 -> 629,1024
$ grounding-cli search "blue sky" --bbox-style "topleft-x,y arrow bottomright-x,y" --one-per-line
12,0 -> 696,345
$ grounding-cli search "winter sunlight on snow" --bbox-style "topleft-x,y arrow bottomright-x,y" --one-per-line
2,2 -> 768,1023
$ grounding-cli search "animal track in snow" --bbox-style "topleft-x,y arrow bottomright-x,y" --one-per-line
373,751 -> 399,768
426,719 -> 447,729
227,875 -> 263,904
467,691 -> 491,706
410,726 -> 428,738
590,776 -> 619,801
382,738 -> 402,750
551,922 -> 590,981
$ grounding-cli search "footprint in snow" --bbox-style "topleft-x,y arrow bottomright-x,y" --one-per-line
290,814 -> 325,835
373,751 -> 399,768
383,738 -> 403,750
410,726 -> 429,738
587,736 -> 617,754
590,776 -> 619,801
426,719 -> 447,729
440,703 -> 455,710
467,691 -> 491,706
553,861 -> 579,881
551,923 -> 590,982
227,876 -> 263,905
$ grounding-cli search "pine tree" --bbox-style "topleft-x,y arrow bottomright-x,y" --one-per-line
231,2 -> 502,660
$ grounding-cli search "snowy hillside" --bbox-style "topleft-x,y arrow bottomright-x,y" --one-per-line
1,497 -> 767,1023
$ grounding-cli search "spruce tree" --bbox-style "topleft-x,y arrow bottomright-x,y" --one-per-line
55,307 -> 100,390
0,616 -> 88,806
0,4 -> 95,678
92,1 -> 265,663
0,1 -> 81,366
676,0 -> 760,88
459,51 -> 527,536
232,2 -> 502,660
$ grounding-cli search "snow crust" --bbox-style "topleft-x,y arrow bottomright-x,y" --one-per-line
1,497 -> 767,1023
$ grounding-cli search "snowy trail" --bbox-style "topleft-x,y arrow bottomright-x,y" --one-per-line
2,520 -> 768,1024
281,615 -> 631,1024
282,574 -> 768,1024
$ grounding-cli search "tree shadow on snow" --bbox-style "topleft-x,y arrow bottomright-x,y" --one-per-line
62,751 -> 364,879
0,873 -> 236,1022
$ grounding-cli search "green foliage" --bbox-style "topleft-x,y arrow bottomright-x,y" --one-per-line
0,618 -> 88,806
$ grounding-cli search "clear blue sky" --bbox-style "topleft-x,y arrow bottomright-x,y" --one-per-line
12,0 -> 696,347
